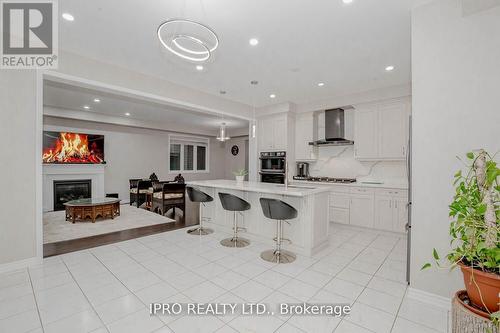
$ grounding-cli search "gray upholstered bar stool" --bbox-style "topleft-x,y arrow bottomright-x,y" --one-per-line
218,192 -> 251,248
259,198 -> 297,264
186,186 -> 214,235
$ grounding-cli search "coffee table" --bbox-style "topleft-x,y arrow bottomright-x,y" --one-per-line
64,198 -> 121,223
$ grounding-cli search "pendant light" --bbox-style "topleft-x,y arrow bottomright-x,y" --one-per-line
157,0 -> 219,63
251,80 -> 258,138
216,113 -> 230,142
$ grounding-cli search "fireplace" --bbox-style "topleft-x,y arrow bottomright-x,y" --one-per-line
53,179 -> 92,211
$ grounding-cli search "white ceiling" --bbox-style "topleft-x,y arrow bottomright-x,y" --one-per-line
43,81 -> 249,132
58,0 -> 417,107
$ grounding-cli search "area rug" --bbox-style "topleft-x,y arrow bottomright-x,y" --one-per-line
43,205 -> 175,244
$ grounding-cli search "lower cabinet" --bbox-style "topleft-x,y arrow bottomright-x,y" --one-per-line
374,196 -> 394,231
349,195 -> 374,228
393,197 -> 409,233
374,189 -> 408,233
329,186 -> 407,233
329,207 -> 349,225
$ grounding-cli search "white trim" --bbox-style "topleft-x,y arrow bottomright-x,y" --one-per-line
0,257 -> 41,274
406,287 -> 452,310
35,71 -> 44,261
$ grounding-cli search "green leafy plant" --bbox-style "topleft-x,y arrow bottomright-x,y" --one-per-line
422,149 -> 499,324
233,169 -> 248,177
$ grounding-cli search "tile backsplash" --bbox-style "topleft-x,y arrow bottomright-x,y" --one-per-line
307,146 -> 407,182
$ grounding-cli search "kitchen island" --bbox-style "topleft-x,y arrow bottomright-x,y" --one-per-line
187,180 -> 330,256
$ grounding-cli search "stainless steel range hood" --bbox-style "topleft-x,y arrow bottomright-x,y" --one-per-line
309,108 -> 354,146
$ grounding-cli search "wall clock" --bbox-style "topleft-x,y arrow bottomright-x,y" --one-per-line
231,145 -> 239,156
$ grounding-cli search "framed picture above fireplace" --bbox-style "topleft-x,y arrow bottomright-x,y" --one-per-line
43,131 -> 105,164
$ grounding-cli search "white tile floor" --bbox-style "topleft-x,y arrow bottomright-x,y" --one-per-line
0,224 -> 450,333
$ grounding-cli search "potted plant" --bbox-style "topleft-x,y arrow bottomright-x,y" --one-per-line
233,169 -> 248,183
423,149 -> 499,327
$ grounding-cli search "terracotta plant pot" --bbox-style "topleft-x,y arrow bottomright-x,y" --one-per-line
456,290 -> 490,319
459,262 -> 500,313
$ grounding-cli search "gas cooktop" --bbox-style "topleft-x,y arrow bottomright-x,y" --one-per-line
293,176 -> 356,183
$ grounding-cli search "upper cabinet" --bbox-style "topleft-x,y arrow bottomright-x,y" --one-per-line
258,114 -> 290,151
295,112 -> 318,161
353,108 -> 378,159
354,100 -> 410,160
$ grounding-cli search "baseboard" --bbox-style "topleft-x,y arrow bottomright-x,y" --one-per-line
0,257 -> 42,274
406,287 -> 452,310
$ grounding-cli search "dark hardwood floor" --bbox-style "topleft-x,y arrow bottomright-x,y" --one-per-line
43,206 -> 199,258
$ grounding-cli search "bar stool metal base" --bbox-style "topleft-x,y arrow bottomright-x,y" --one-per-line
220,237 -> 250,248
260,249 -> 296,264
187,227 -> 213,235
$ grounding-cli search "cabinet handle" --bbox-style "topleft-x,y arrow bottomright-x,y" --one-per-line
402,146 -> 406,156
395,201 -> 398,209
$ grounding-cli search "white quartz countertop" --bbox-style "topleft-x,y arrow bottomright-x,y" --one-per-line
291,179 -> 408,190
187,179 -> 331,197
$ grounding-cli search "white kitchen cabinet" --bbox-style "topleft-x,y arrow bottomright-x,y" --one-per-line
328,185 -> 407,233
329,191 -> 350,224
374,189 -> 408,233
379,104 -> 408,159
349,194 -> 374,228
295,112 -> 317,160
273,117 -> 287,150
354,100 -> 409,160
374,195 -> 394,231
258,115 -> 288,151
354,108 -> 378,159
260,120 -> 274,150
394,197 -> 409,233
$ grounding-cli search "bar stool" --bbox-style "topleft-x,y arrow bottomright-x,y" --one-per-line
218,192 -> 251,248
259,198 -> 297,264
186,187 -> 214,235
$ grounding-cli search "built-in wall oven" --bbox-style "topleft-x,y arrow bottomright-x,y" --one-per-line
259,151 -> 286,184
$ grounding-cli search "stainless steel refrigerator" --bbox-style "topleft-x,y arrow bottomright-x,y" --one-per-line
406,115 -> 412,284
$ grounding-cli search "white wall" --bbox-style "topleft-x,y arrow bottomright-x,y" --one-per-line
43,116 -> 229,204
0,71 -> 39,266
411,0 -> 500,298
220,137 -> 249,180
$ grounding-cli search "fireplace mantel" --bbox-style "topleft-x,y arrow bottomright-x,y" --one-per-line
43,164 -> 105,212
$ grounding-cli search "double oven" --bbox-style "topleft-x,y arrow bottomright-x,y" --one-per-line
259,151 -> 286,184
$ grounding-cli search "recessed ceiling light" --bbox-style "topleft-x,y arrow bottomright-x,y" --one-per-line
318,82 -> 325,87
124,112 -> 131,116
249,38 -> 259,46
83,105 -> 90,110
269,94 -> 276,99
385,65 -> 395,71
342,0 -> 353,4
196,65 -> 204,71
62,13 -> 74,21
93,98 -> 100,103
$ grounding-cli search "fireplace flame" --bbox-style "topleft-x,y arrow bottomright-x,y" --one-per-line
43,132 -> 103,163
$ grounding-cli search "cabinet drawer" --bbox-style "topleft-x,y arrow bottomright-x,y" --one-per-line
376,188 -> 407,197
329,194 -> 350,208
350,187 -> 375,195
329,185 -> 350,194
330,207 -> 349,224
